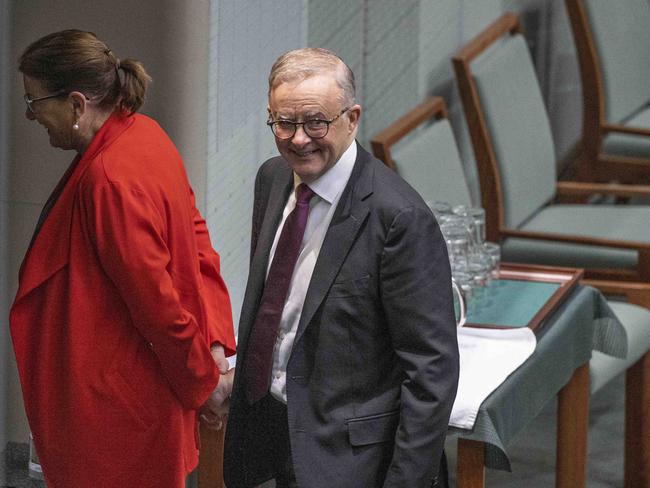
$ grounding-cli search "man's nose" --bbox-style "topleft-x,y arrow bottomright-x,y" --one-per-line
25,108 -> 35,120
291,124 -> 311,145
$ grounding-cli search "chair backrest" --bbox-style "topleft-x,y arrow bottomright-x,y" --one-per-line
452,13 -> 556,240
370,96 -> 472,207
577,0 -> 650,123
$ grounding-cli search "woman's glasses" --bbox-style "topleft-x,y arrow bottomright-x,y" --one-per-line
24,91 -> 67,114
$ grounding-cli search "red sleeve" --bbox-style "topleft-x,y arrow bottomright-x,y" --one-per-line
189,188 -> 236,357
87,181 -> 219,409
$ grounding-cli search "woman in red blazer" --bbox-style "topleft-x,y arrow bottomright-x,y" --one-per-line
11,30 -> 236,488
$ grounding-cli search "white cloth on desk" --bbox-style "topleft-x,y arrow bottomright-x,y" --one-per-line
449,327 -> 537,429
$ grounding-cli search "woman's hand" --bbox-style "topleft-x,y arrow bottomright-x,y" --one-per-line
200,369 -> 234,431
200,344 -> 234,430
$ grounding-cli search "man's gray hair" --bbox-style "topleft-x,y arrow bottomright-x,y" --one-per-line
268,47 -> 356,106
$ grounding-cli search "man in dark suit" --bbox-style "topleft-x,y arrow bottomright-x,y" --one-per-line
222,47 -> 459,488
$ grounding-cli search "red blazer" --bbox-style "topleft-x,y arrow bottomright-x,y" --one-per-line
10,113 -> 235,488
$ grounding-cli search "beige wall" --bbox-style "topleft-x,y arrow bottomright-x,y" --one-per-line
1,0 -> 11,453
6,0 -> 211,443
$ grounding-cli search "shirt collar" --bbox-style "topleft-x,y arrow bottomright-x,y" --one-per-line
294,140 -> 357,204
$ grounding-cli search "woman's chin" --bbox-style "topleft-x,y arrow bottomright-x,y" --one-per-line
47,133 -> 69,150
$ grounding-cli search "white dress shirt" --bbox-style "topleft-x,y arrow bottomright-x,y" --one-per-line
268,141 -> 357,402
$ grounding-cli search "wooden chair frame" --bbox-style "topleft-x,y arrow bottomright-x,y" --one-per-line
453,12 -> 650,487
565,0 -> 650,184
451,12 -> 650,283
370,96 -> 449,171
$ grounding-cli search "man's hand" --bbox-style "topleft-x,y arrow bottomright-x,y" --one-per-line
200,367 -> 234,431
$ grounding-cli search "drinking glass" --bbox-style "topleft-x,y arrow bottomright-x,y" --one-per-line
440,217 -> 471,271
426,200 -> 453,219
467,252 -> 492,292
452,269 -> 474,303
452,278 -> 467,327
482,241 -> 501,278
453,205 -> 486,250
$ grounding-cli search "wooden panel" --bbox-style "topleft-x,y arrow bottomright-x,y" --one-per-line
457,439 -> 486,488
198,424 -> 226,488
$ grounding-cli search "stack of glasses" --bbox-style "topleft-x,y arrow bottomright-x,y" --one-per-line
428,201 -> 501,305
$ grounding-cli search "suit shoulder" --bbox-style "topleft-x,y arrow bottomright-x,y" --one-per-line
257,156 -> 287,181
368,155 -> 429,212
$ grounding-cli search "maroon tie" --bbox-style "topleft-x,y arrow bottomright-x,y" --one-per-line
243,183 -> 316,403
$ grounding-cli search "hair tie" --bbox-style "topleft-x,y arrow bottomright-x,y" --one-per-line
115,59 -> 124,87
103,47 -> 123,88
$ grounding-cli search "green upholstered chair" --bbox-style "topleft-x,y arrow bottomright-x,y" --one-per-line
452,13 -> 650,486
565,0 -> 650,183
370,96 -> 472,208
452,12 -> 650,284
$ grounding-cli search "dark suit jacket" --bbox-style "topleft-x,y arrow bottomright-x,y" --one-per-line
224,143 -> 459,488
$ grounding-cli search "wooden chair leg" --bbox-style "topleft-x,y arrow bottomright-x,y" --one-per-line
556,363 -> 589,488
457,438 -> 485,488
198,423 -> 226,488
625,350 -> 650,488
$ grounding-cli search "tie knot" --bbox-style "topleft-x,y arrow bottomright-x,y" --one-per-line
296,183 -> 315,205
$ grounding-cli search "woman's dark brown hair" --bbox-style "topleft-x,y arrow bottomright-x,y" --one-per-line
19,29 -> 151,114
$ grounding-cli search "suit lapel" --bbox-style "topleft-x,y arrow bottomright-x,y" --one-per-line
238,163 -> 293,349
294,144 -> 373,344
251,166 -> 293,279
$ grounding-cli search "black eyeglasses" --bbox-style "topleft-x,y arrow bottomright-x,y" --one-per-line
267,107 -> 350,140
24,91 -> 67,114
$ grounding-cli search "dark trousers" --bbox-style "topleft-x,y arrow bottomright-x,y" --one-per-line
438,449 -> 450,488
259,395 -> 298,488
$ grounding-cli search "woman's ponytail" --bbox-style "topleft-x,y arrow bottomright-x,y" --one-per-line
116,58 -> 151,114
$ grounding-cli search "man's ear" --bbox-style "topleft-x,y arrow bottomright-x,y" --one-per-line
346,104 -> 362,134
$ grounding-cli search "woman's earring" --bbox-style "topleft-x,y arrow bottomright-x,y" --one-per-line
73,122 -> 80,130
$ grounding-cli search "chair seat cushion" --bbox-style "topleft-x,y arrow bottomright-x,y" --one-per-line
502,204 -> 650,270
603,104 -> 650,159
590,301 -> 650,394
